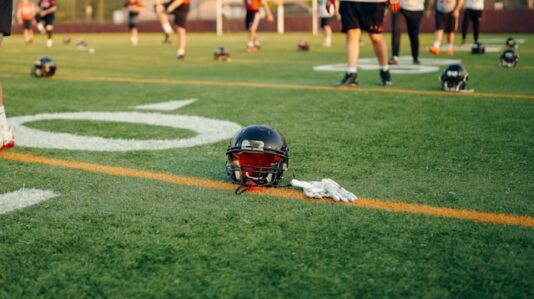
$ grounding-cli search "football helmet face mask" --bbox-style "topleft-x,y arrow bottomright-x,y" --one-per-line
226,125 -> 289,187
214,46 -> 230,61
471,42 -> 485,54
32,56 -> 56,78
500,49 -> 519,68
440,64 -> 468,92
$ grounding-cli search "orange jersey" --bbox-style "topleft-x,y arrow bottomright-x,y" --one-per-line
245,0 -> 261,11
124,0 -> 143,12
19,2 -> 35,20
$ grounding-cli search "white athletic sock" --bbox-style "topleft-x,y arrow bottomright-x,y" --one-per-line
177,49 -> 185,56
131,36 -> 138,46
324,37 -> 331,46
162,23 -> 173,34
380,65 -> 389,71
0,106 -> 8,131
447,43 -> 453,50
247,41 -> 254,48
346,67 -> 357,74
433,41 -> 441,48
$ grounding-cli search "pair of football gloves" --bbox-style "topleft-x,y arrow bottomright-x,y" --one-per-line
290,178 -> 357,202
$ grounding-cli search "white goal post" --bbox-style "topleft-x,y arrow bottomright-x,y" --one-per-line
215,0 -> 318,35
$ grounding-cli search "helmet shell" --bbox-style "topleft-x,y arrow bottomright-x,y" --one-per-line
32,56 -> 56,78
500,49 -> 519,68
226,125 -> 289,186
440,64 -> 468,92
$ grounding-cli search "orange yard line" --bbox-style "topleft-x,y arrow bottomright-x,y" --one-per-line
59,76 -> 534,101
2,151 -> 533,228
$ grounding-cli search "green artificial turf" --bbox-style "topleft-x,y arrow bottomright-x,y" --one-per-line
0,32 -> 533,298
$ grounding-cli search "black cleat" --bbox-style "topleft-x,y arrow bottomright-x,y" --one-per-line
336,72 -> 358,87
177,54 -> 185,60
413,59 -> 421,65
380,70 -> 392,86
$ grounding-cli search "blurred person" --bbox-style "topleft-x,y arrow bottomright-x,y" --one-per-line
0,0 -> 15,151
388,0 -> 425,65
154,0 -> 174,44
318,0 -> 339,48
165,0 -> 191,59
427,0 -> 464,56
337,0 -> 392,87
460,0 -> 483,45
35,0 -> 57,48
17,0 -> 36,44
85,3 -> 93,22
244,0 -> 274,52
123,0 -> 143,46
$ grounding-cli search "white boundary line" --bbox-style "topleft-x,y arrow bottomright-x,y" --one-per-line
0,189 -> 59,215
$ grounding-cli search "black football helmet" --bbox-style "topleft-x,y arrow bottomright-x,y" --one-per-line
226,125 -> 289,187
500,49 -> 519,68
505,37 -> 517,49
32,56 -> 56,78
298,39 -> 309,51
440,64 -> 468,92
214,46 -> 230,61
471,42 -> 485,54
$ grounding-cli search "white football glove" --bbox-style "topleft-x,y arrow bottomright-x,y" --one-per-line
290,178 -> 357,202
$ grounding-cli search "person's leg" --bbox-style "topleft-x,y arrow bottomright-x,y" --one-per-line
430,11 -> 443,55
370,31 -> 392,85
390,11 -> 401,63
45,14 -> 54,48
250,12 -> 261,48
174,6 -> 189,58
346,28 -> 361,70
45,24 -> 53,47
0,83 -> 14,150
405,10 -> 423,63
130,27 -> 139,46
446,14 -> 457,55
369,32 -> 387,67
160,13 -> 173,43
176,26 -> 186,56
472,10 -> 481,43
461,9 -> 469,44
323,25 -> 332,47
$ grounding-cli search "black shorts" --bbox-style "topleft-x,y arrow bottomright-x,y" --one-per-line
171,4 -> 189,28
23,20 -> 32,30
320,17 -> 332,28
36,13 -> 55,26
464,8 -> 483,20
128,12 -> 139,30
0,0 -> 13,36
435,10 -> 457,33
340,1 -> 386,33
245,10 -> 258,30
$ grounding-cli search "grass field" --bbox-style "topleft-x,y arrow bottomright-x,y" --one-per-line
0,31 -> 533,298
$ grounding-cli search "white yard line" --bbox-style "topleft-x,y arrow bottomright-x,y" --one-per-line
132,99 -> 197,111
0,189 -> 59,215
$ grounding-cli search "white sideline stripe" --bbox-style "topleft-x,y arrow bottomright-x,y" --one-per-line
132,99 -> 197,111
0,189 -> 59,215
